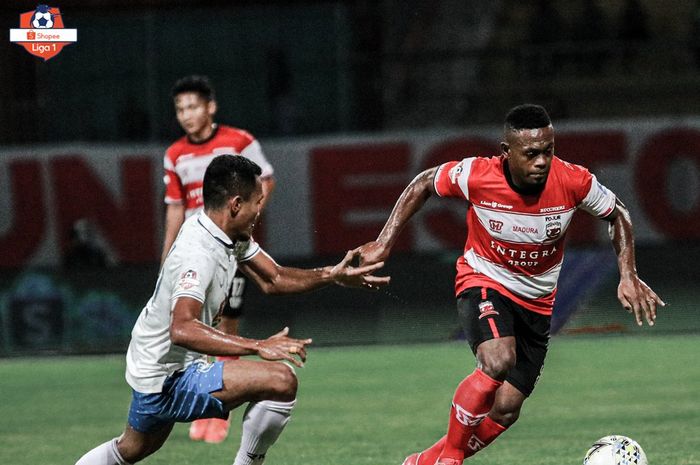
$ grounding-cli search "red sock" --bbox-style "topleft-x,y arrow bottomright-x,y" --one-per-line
463,416 -> 507,458
439,369 -> 502,462
418,417 -> 507,464
216,355 -> 240,362
412,371 -> 506,464
417,435 -> 445,465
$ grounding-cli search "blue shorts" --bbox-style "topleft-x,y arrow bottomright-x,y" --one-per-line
128,361 -> 228,433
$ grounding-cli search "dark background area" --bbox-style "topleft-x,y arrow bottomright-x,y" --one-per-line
2,0 -> 699,143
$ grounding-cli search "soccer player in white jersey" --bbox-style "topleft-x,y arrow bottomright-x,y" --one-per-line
162,75 -> 277,443
75,155 -> 390,465
358,104 -> 664,465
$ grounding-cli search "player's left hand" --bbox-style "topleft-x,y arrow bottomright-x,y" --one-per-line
617,275 -> 665,326
256,327 -> 312,367
329,248 -> 391,290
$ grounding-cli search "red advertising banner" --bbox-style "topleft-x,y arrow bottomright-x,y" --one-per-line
1,119 -> 699,268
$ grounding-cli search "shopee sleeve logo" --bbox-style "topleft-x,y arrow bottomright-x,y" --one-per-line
9,5 -> 77,61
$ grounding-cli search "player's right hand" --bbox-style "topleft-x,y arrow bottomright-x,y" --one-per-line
329,248 -> 391,290
255,327 -> 312,367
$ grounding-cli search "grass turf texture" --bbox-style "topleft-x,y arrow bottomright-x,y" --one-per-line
1,335 -> 698,465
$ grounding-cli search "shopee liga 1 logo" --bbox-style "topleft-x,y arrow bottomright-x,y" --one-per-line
9,4 -> 77,61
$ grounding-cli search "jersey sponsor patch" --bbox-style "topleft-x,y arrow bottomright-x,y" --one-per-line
177,270 -> 200,290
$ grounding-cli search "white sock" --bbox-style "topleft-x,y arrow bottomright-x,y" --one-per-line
232,399 -> 296,465
75,438 -> 130,465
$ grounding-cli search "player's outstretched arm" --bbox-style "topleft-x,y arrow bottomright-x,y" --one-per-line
606,198 -> 665,326
359,167 -> 437,265
239,248 -> 390,295
170,297 -> 312,366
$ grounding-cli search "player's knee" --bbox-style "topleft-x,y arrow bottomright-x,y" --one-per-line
268,363 -> 298,401
479,350 -> 516,380
477,338 -> 516,380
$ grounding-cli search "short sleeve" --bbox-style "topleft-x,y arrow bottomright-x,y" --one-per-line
578,174 -> 617,218
170,249 -> 217,303
433,158 -> 475,200
164,152 -> 185,204
233,239 -> 261,262
240,139 -> 274,178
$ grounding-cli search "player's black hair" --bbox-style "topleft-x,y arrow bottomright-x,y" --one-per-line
504,104 -> 551,131
203,155 -> 262,210
171,75 -> 215,101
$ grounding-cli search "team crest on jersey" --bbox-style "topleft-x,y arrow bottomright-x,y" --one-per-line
546,220 -> 562,238
177,270 -> 200,290
448,163 -> 463,184
478,300 -> 499,319
488,219 -> 504,233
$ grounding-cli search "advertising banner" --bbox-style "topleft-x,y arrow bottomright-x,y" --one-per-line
1,117 -> 699,268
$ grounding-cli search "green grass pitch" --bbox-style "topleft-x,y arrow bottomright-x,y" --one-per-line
1,335 -> 698,464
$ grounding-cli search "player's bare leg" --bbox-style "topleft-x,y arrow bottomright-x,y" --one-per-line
76,360 -> 298,465
213,358 -> 297,407
214,359 -> 298,465
487,381 -> 525,428
76,423 -> 174,465
436,337 -> 516,465
117,424 -> 174,463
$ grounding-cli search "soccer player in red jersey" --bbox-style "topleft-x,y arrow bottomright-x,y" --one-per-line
162,75 -> 277,443
358,104 -> 665,465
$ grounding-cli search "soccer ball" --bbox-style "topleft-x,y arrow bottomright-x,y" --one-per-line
583,435 -> 648,465
31,5 -> 54,28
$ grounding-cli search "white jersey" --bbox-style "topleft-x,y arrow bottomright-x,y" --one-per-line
126,211 -> 260,393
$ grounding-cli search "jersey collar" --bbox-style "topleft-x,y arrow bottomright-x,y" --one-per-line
187,123 -> 219,145
197,211 -> 235,249
502,158 -> 546,196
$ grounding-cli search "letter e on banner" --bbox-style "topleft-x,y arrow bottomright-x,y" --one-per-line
311,143 -> 411,254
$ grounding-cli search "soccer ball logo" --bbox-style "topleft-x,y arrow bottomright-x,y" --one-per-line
583,435 -> 648,465
31,5 -> 54,29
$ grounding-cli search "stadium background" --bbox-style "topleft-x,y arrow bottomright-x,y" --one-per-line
1,0 -> 698,354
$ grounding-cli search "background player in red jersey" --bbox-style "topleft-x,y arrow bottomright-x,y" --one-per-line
358,104 -> 665,465
162,75 -> 277,443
